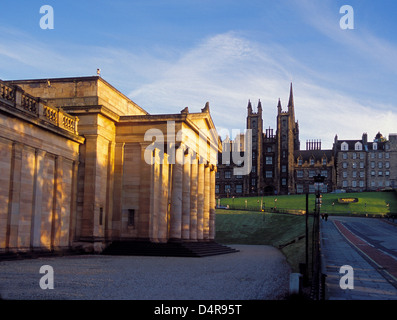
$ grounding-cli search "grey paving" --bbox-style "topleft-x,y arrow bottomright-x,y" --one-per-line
0,244 -> 291,300
321,216 -> 397,300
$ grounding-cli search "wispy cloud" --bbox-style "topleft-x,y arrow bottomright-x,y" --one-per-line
1,25 -> 396,150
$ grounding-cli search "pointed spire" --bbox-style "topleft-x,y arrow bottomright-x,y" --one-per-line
181,106 -> 189,114
257,99 -> 262,113
288,82 -> 294,111
247,99 -> 252,114
277,98 -> 282,113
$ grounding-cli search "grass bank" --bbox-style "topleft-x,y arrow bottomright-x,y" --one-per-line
215,209 -> 313,273
219,191 -> 397,216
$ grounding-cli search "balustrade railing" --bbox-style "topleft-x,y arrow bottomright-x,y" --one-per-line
0,80 -> 78,135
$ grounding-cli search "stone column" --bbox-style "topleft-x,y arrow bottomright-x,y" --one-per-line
209,166 -> 216,240
150,148 -> 161,242
31,149 -> 46,249
111,142 -> 125,239
189,156 -> 198,241
158,153 -> 169,243
169,146 -> 183,241
7,142 -> 22,250
138,143 -> 153,240
182,150 -> 191,240
203,163 -> 210,240
197,160 -> 205,240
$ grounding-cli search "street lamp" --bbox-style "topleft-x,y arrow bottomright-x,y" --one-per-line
313,174 -> 325,300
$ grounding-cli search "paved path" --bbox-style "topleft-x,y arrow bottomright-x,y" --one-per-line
0,244 -> 291,300
321,216 -> 397,300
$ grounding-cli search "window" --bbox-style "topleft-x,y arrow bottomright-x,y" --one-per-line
378,162 -> 383,169
128,209 -> 135,227
341,142 -> 349,151
386,171 -> 390,176
352,181 -> 357,188
342,153 -> 348,160
215,185 -> 219,194
282,165 -> 287,173
267,147 -> 272,153
360,153 -> 365,160
322,158 -> 327,166
321,184 -> 328,193
371,153 -> 375,159
360,162 -> 364,169
343,181 -> 348,188
321,170 -> 328,177
360,171 -> 365,178
225,171 -> 231,179
252,166 -> 256,173
236,175 -> 243,179
251,179 -> 256,186
343,162 -> 348,169
215,172 -> 220,179
352,152 -> 357,159
266,171 -> 273,178
309,170 -> 316,178
343,172 -> 348,178
266,157 -> 273,165
386,162 -> 390,169
355,142 -> 362,151
352,162 -> 357,169
310,158 -> 315,165
378,153 -> 383,159
297,170 -> 303,178
359,181 -> 365,188
371,170 -> 375,176
371,162 -> 375,168
282,178 -> 287,186
296,185 -> 304,194
378,171 -> 383,176
352,171 -> 357,178
225,185 -> 231,193
298,158 -> 303,166
236,185 -> 243,194
386,153 -> 390,159
373,143 -> 378,150
309,185 -> 315,193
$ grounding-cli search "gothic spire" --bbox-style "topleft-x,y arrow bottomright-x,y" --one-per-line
288,83 -> 294,111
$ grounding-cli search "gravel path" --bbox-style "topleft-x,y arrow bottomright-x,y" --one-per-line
0,244 -> 291,300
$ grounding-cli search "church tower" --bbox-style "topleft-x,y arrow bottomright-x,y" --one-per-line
245,100 -> 263,195
276,84 -> 300,194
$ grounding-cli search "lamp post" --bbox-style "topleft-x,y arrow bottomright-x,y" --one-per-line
313,174 -> 325,300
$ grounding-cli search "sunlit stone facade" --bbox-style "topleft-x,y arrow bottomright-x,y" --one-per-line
0,76 -> 221,254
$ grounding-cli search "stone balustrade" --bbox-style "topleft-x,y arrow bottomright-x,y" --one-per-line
0,80 -> 79,135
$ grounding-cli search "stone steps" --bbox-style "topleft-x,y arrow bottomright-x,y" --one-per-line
101,240 -> 239,257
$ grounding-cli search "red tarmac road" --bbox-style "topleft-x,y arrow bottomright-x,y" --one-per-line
333,219 -> 397,283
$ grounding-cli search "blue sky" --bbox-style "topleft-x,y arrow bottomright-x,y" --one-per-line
1,0 -> 397,149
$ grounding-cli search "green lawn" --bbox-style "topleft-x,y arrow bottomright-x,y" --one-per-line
215,209 -> 313,273
219,191 -> 397,217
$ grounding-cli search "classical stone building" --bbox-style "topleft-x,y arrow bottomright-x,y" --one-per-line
0,76 -> 222,254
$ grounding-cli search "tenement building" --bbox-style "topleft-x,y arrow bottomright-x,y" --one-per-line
0,76 -> 221,254
216,84 -> 336,197
333,132 -> 397,191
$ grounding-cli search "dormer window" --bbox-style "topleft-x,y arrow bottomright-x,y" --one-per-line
355,142 -> 362,151
310,158 -> 315,165
373,142 -> 378,150
341,142 -> 349,151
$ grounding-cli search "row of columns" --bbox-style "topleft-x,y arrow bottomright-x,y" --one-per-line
149,147 -> 216,243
